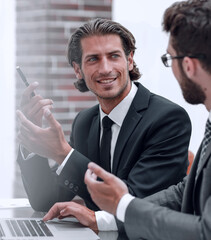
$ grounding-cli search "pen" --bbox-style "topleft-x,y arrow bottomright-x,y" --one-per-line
16,66 -> 35,97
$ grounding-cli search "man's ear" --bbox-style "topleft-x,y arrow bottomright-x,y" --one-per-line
72,62 -> 83,79
128,51 -> 134,71
182,57 -> 196,79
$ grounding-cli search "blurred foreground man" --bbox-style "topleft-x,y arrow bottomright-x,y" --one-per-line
85,0 -> 211,239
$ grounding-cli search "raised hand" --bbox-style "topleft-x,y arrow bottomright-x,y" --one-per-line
84,162 -> 128,215
19,82 -> 53,127
17,108 -> 71,164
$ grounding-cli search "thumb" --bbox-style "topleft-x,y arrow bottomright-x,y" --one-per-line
44,109 -> 58,128
88,162 -> 112,183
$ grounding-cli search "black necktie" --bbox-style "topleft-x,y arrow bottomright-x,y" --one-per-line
196,119 -> 211,178
100,116 -> 114,172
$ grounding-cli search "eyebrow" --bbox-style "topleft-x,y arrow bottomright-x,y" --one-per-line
84,54 -> 98,61
108,50 -> 123,55
84,50 -> 123,60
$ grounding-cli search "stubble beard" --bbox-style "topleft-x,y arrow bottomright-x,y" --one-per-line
180,71 -> 206,105
81,67 -> 131,101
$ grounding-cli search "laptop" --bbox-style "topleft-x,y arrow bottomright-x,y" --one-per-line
0,218 -> 99,240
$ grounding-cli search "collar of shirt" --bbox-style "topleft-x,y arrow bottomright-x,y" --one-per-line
209,110 -> 211,122
99,82 -> 138,127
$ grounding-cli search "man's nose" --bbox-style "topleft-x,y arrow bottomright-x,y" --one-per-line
99,58 -> 112,74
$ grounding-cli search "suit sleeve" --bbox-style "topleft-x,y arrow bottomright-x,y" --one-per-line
16,111 -> 96,211
17,150 -> 76,211
124,190 -> 211,240
56,111 -> 100,210
143,176 -> 187,210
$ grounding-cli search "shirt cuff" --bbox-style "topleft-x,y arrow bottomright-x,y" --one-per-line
95,211 -> 118,231
116,193 -> 135,222
56,148 -> 74,175
20,145 -> 35,160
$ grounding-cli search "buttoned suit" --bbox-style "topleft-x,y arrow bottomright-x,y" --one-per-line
124,141 -> 211,240
17,82 -> 191,218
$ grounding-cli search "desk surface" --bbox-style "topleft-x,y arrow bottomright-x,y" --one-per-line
0,207 -> 44,218
0,203 -> 128,240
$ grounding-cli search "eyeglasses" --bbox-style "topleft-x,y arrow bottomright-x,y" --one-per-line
161,53 -> 206,67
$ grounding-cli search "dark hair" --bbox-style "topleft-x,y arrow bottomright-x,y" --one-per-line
162,0 -> 211,73
67,18 -> 141,92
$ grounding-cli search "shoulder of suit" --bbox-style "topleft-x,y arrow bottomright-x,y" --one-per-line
135,81 -> 188,115
75,104 -> 99,120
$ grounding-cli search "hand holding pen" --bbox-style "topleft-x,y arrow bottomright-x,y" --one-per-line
16,66 -> 53,127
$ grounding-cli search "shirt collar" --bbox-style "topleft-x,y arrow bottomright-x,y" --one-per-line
209,110 -> 211,122
100,82 -> 138,127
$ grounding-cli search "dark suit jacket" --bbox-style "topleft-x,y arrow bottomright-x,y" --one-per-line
17,82 -> 191,216
125,140 -> 211,240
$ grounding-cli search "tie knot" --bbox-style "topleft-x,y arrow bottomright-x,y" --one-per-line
102,116 -> 113,129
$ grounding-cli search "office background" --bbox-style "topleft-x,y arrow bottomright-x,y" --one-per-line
0,0 -> 207,198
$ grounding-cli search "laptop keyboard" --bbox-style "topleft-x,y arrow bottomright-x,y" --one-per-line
0,222 -> 5,237
1,220 -> 53,237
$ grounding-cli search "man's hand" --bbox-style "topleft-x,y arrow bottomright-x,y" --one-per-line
20,82 -> 53,127
84,162 -> 128,215
17,108 -> 71,164
43,202 -> 98,231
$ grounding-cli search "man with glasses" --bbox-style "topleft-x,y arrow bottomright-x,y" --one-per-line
17,18 -> 191,232
85,0 -> 211,239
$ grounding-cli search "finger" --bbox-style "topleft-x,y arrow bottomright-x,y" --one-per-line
59,208 -> 74,217
85,169 -> 109,198
60,204 -> 85,219
21,95 -> 53,121
29,98 -> 53,117
87,162 -> 113,183
21,82 -> 39,104
84,169 -> 97,186
16,110 -> 38,130
43,203 -> 64,221
17,125 -> 32,143
44,109 -> 60,128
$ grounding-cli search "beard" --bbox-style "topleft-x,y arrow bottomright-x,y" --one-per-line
179,67 -> 206,105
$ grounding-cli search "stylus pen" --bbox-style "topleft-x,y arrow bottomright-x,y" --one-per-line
16,66 -> 35,97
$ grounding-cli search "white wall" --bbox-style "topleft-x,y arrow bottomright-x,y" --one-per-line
113,0 -> 207,154
0,0 -> 16,198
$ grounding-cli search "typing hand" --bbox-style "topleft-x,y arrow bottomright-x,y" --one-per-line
17,108 -> 71,164
85,162 -> 128,215
43,202 -> 98,231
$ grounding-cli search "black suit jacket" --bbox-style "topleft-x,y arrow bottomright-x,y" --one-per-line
17,82 -> 191,214
125,140 -> 211,240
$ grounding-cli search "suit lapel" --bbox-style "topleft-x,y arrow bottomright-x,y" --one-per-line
112,83 -> 150,174
88,111 -> 101,164
193,142 -> 211,210
181,148 -> 201,213
195,142 -> 211,181
182,142 -> 211,214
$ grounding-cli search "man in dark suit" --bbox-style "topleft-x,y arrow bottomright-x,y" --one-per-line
84,1 -> 211,239
17,18 -> 191,231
